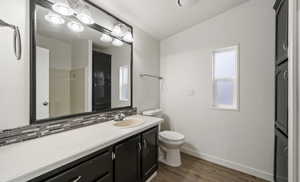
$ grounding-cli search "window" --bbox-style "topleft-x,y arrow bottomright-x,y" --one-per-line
119,65 -> 129,101
212,46 -> 239,110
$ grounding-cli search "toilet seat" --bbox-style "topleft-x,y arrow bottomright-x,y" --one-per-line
159,131 -> 184,142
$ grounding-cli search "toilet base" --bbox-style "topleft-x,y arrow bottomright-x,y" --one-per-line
159,147 -> 182,167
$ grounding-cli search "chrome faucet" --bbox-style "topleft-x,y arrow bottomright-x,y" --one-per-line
114,113 -> 126,121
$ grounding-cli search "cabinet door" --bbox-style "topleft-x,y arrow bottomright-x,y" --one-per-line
114,135 -> 141,182
44,150 -> 113,182
141,127 -> 158,181
275,0 -> 288,64
275,61 -> 288,135
274,129 -> 288,182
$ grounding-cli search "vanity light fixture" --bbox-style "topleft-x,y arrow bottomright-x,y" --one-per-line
123,31 -> 134,43
76,5 -> 94,25
45,12 -> 65,25
52,0 -> 74,16
112,39 -> 124,47
111,24 -> 123,37
67,21 -> 84,32
100,34 -> 113,42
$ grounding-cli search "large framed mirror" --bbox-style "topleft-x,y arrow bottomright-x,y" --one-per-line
30,0 -> 133,123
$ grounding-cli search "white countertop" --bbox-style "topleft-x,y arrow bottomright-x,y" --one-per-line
0,115 -> 162,182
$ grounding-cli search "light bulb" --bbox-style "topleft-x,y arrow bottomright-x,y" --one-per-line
45,12 -> 65,25
112,39 -> 124,47
123,32 -> 134,43
67,21 -> 84,32
111,24 -> 123,37
52,1 -> 74,16
100,34 -> 113,42
77,13 -> 94,24
76,6 -> 94,24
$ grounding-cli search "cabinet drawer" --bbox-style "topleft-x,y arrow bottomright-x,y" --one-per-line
95,173 -> 113,182
45,150 -> 113,182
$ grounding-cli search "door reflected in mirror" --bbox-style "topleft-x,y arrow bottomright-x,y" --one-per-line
34,2 -> 132,121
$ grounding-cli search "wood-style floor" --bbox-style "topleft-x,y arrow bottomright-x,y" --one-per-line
152,153 -> 269,182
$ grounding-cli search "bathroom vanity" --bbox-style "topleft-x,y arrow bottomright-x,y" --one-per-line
0,115 -> 161,182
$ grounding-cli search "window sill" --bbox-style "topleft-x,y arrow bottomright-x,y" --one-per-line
210,105 -> 240,111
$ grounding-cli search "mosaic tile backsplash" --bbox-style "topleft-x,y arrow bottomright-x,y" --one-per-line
0,108 -> 137,147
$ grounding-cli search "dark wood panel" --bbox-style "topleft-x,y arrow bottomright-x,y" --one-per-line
30,147 -> 113,182
275,61 -> 288,135
274,129 -> 288,182
275,0 -> 288,65
153,153 -> 269,182
142,127 -> 158,181
114,135 -> 141,182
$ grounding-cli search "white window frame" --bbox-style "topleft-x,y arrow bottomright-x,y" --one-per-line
211,45 -> 240,111
119,65 -> 129,101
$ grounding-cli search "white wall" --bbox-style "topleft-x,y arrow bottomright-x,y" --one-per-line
133,27 -> 160,112
37,35 -> 72,70
70,40 -> 92,113
160,0 -> 275,181
0,0 -> 29,130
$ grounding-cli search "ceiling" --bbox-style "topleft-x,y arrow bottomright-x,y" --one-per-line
90,0 -> 249,40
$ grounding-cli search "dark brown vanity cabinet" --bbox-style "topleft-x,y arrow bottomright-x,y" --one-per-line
44,150 -> 113,182
274,129 -> 288,182
275,61 -> 288,135
274,0 -> 288,181
275,0 -> 288,65
31,126 -> 158,182
114,135 -> 141,182
114,127 -> 159,182
30,147 -> 114,182
141,127 -> 159,181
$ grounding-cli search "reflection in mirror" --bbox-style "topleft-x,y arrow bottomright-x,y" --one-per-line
34,1 -> 132,121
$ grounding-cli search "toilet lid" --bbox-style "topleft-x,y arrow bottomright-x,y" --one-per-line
159,131 -> 184,141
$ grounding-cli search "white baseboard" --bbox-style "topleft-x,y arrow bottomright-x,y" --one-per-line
181,147 -> 273,182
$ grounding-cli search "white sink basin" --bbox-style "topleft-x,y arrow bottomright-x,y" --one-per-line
113,119 -> 144,128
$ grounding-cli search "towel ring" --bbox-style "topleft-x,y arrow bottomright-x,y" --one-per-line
0,19 -> 22,60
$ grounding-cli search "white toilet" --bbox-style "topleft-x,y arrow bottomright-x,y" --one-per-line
142,109 -> 185,167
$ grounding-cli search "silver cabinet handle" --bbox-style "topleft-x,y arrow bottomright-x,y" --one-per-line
72,176 -> 82,182
283,43 -> 288,51
138,142 -> 141,152
283,146 -> 288,153
283,70 -> 288,80
143,139 -> 147,148
43,101 -> 49,106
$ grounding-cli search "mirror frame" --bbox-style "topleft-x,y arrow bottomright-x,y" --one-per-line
30,0 -> 133,124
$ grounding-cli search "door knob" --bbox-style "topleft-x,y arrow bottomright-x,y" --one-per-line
43,101 -> 49,106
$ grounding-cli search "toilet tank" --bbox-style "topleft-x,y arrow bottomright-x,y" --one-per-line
142,109 -> 163,118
